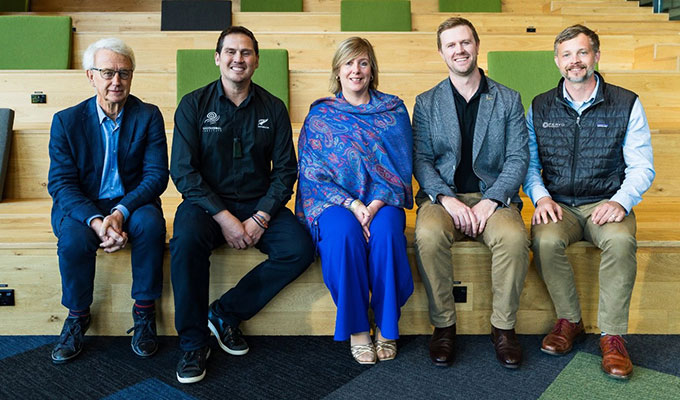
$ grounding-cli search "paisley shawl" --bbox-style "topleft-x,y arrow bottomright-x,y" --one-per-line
295,90 -> 413,242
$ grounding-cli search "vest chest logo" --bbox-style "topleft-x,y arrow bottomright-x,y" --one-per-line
542,122 -> 565,128
597,123 -> 609,128
202,111 -> 222,133
257,118 -> 270,130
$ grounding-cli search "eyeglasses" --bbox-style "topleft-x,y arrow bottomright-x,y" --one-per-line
90,68 -> 133,80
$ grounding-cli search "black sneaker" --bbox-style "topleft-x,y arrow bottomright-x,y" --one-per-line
51,315 -> 91,364
207,301 -> 249,355
127,305 -> 158,357
176,346 -> 211,384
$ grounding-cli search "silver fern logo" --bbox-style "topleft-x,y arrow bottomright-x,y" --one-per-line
204,112 -> 220,124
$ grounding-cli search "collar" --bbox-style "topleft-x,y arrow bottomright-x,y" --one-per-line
449,68 -> 489,100
95,101 -> 124,125
562,73 -> 599,109
217,79 -> 255,108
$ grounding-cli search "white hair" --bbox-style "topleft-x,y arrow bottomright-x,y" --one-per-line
82,37 -> 136,70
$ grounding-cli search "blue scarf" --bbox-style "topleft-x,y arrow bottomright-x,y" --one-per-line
295,90 -> 413,241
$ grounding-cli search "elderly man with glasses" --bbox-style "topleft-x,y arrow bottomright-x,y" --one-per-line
47,37 -> 169,364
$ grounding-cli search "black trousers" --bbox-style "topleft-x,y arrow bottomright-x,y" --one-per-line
170,199 -> 315,351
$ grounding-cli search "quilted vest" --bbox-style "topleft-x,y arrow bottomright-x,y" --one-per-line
531,72 -> 637,206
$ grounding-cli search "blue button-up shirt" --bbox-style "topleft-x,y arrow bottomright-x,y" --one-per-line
86,104 -> 130,226
523,76 -> 655,213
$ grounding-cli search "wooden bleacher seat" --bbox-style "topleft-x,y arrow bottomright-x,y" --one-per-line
1,0 -> 680,336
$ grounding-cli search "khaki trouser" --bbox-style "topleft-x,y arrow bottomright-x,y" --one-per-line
414,193 -> 530,330
531,199 -> 637,335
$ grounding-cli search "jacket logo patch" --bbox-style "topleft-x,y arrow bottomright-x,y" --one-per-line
542,122 -> 565,128
597,123 -> 609,128
257,118 -> 270,129
204,111 -> 220,124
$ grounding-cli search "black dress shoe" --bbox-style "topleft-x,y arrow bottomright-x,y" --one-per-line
429,324 -> 456,367
127,305 -> 158,357
491,325 -> 522,369
207,301 -> 248,355
51,315 -> 91,364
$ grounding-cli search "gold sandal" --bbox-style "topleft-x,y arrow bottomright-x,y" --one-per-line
374,339 -> 397,361
350,343 -> 377,365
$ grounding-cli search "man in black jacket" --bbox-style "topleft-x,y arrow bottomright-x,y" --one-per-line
170,26 -> 314,384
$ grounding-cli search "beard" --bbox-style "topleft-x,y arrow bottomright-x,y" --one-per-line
562,62 -> 595,83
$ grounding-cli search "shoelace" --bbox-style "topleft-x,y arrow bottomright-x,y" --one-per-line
551,318 -> 572,334
126,311 -> 155,340
224,325 -> 244,343
57,320 -> 83,349
602,335 -> 628,356
181,349 -> 207,369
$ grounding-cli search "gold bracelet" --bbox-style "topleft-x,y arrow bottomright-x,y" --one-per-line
349,199 -> 365,212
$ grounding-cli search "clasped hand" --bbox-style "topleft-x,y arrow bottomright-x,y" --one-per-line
350,199 -> 385,242
439,196 -> 497,238
90,210 -> 128,253
213,209 -> 270,250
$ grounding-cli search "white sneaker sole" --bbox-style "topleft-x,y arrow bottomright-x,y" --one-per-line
176,347 -> 210,384
207,320 -> 249,356
177,370 -> 206,384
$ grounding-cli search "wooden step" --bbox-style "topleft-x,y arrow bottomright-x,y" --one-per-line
3,68 -> 680,132
4,119 -> 680,199
1,197 -> 678,335
8,11 -> 676,35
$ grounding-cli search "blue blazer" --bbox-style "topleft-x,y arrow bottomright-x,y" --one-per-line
48,95 -> 169,227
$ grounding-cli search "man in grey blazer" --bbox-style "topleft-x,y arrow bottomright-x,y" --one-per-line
412,17 -> 530,369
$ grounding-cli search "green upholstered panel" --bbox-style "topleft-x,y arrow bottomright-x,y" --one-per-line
240,0 -> 302,11
341,0 -> 411,32
176,49 -> 290,109
487,51 -> 561,113
0,16 -> 71,69
439,0 -> 501,12
0,0 -> 29,12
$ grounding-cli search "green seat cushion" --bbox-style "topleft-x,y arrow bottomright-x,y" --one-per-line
241,0 -> 302,11
439,0 -> 501,12
487,51 -> 562,112
0,16 -> 71,69
176,48 -> 290,109
0,0 -> 29,12
341,0 -> 411,32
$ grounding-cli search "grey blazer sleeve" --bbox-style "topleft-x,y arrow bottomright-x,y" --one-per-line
482,89 -> 529,205
412,92 -> 456,202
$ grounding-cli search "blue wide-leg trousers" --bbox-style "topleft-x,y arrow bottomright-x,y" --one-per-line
317,205 -> 414,341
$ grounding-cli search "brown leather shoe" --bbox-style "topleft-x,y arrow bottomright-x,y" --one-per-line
600,335 -> 633,379
491,326 -> 521,369
541,319 -> 585,356
429,324 -> 456,367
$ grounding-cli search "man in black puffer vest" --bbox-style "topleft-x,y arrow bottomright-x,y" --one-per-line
523,25 -> 655,380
